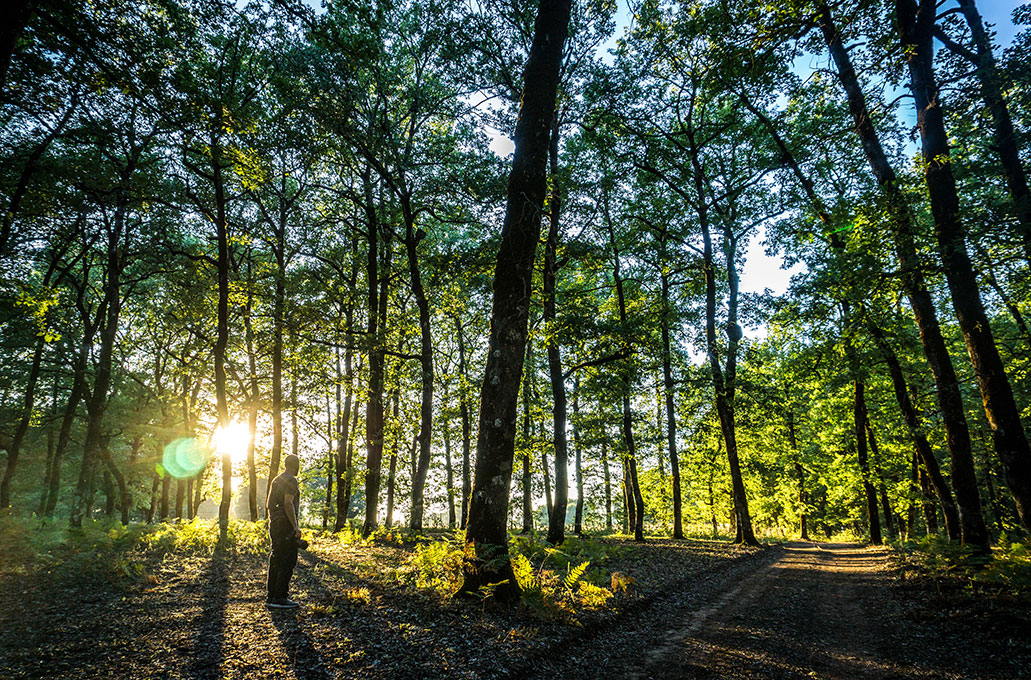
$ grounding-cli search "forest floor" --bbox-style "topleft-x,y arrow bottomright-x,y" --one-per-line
0,531 -> 1028,679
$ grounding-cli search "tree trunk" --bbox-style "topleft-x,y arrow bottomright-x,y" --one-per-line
606,210 -> 644,542
462,0 -> 571,599
363,168 -> 389,536
867,321 -> 961,539
787,411 -> 809,540
212,137 -> 232,545
174,479 -> 185,520
444,396 -> 456,529
602,429 -> 612,531
919,464 -> 940,535
898,0 -> 1031,533
336,259 -> 357,531
543,113 -> 569,546
572,377 -> 584,536
867,421 -> 897,540
325,395 -> 334,530
385,390 -> 399,530
160,476 -> 170,521
243,283 -> 259,522
268,214 -> 287,501
71,208 -> 125,528
456,318 -> 472,529
45,338 -> 89,516
404,201 -> 435,532
520,339 -> 534,534
854,380 -> 882,545
944,0 -> 1031,261
821,2 -> 989,550
0,0 -> 34,94
660,271 -> 684,539
0,333 -> 45,508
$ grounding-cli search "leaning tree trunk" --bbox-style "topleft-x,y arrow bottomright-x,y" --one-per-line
939,0 -> 1031,262
462,0 -> 572,599
820,2 -> 990,551
867,321 -> 961,539
897,0 -> 1031,533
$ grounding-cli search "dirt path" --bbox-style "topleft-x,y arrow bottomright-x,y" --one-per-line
629,542 -> 1012,680
2,538 -> 1027,679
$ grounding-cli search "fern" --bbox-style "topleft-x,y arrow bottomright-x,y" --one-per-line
511,552 -> 539,593
564,560 -> 589,591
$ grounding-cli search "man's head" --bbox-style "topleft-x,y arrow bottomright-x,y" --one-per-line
285,454 -> 300,476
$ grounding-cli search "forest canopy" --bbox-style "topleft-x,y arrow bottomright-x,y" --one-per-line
2,0 -> 1031,578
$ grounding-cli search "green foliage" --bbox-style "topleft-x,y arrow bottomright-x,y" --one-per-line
894,535 -> 1031,598
0,516 -> 268,590
404,535 -> 466,598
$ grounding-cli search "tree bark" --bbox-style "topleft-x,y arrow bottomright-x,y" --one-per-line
268,210 -> 287,501
0,0 -> 34,94
70,205 -> 126,527
362,168 -> 389,536
385,390 -> 399,529
0,334 -> 45,508
404,200 -> 435,532
212,134 -> 232,545
243,280 -> 259,522
606,204 -> 644,542
867,421 -> 897,540
543,113 -> 569,546
456,318 -> 472,529
660,269 -> 684,539
443,390 -> 456,529
935,0 -> 1031,261
601,431 -> 612,531
854,380 -> 882,544
520,340 -> 534,534
572,377 -> 584,536
462,0 -> 572,598
898,0 -> 1031,533
820,2 -> 989,550
867,321 -> 961,539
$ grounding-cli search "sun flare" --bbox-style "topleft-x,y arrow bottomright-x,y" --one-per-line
212,421 -> 250,464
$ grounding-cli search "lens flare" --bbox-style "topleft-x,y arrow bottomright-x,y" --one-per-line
161,437 -> 212,479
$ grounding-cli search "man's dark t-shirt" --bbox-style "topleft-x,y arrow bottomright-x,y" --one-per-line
267,472 -> 300,525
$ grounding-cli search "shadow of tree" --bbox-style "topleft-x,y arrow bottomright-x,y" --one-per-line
188,551 -> 230,680
268,609 -> 331,680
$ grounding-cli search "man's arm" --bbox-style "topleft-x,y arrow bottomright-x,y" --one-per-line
283,493 -> 301,539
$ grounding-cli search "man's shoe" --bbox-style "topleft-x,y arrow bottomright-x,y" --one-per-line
267,598 -> 300,609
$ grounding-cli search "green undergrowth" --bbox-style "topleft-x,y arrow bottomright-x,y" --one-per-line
400,530 -> 623,622
0,514 -> 269,589
892,534 -> 1031,598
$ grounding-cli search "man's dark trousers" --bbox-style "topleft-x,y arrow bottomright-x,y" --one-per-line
267,517 -> 298,601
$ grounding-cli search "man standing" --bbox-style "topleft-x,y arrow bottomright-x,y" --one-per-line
266,453 -> 302,609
